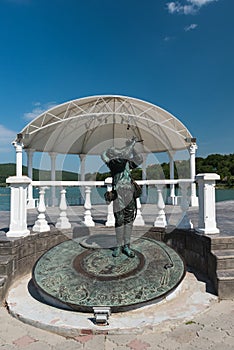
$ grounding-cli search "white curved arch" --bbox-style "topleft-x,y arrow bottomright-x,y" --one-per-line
18,95 -> 193,154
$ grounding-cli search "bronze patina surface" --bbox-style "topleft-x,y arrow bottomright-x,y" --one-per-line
32,237 -> 185,312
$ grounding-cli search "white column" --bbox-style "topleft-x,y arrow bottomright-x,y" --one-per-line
79,154 -> 86,205
154,185 -> 167,227
168,151 -> 176,205
141,154 -> 147,203
26,149 -> 36,209
82,186 -> 95,227
49,152 -> 57,207
190,143 -> 199,207
6,176 -> 31,237
13,141 -> 23,177
33,187 -> 50,232
105,177 -> 115,227
56,188 -> 71,229
196,173 -> 220,234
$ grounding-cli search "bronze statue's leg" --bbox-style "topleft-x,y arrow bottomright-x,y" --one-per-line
122,222 -> 135,258
123,222 -> 132,245
112,226 -> 124,257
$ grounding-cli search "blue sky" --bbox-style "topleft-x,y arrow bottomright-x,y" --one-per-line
0,0 -> 233,172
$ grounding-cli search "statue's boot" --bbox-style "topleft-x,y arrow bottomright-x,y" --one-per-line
122,244 -> 135,258
112,246 -> 121,257
112,226 -> 124,257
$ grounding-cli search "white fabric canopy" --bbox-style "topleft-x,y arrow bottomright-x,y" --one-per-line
18,95 -> 193,155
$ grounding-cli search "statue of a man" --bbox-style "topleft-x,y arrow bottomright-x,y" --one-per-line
102,137 -> 143,258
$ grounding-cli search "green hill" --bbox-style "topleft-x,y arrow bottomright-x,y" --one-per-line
0,153 -> 233,187
0,163 -> 78,186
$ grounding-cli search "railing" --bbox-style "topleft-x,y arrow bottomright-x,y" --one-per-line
28,179 -> 194,231
6,174 -> 220,237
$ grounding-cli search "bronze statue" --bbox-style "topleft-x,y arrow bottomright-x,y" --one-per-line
102,137 -> 143,258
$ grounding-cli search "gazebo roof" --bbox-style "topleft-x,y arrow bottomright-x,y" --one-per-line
18,95 -> 193,155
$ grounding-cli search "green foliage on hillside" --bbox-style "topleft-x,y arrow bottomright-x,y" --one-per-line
0,153 -> 233,187
0,163 -> 78,186
196,154 -> 234,187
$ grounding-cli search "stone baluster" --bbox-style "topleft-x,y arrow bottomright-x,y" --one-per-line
105,178 -> 115,227
82,186 -> 95,227
196,173 -> 220,234
154,185 -> 167,227
55,188 -> 71,229
177,182 -> 193,229
133,198 -> 145,226
33,187 -> 50,232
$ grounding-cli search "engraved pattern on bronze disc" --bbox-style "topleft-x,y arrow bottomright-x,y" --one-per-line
73,249 -> 145,280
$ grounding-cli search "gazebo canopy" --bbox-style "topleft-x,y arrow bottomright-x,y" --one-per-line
18,95 -> 193,155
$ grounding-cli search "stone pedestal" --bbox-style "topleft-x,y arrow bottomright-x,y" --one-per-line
196,173 -> 220,234
6,176 -> 31,237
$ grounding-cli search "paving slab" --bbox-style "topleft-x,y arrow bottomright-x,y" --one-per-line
6,270 -> 217,338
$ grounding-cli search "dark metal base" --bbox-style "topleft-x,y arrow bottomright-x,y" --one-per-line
32,237 -> 185,312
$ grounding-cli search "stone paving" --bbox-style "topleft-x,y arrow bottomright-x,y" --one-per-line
0,298 -> 234,349
1,200 -> 234,237
0,201 -> 233,349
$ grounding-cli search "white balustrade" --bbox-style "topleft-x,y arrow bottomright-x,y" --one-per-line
154,185 -> 167,227
167,151 -> 176,205
133,198 -> 145,226
105,178 -> 115,227
26,148 -> 36,209
25,176 -> 220,235
82,186 -> 95,227
190,143 -> 199,207
33,187 -> 50,232
55,188 -> 71,230
177,182 -> 193,229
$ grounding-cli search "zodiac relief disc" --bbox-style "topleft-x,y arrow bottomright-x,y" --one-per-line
32,237 -> 185,312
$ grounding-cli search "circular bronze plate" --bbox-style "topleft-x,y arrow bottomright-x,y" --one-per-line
32,237 -> 185,312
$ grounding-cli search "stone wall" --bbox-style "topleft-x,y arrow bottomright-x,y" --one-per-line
0,229 -> 70,303
145,228 -> 217,294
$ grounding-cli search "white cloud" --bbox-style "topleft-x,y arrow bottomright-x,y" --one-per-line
166,0 -> 218,15
167,2 -> 182,14
188,0 -> 217,6
0,124 -> 17,153
184,23 -> 198,31
23,101 -> 57,121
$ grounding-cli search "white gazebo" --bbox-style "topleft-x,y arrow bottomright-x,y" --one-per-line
6,95 -> 220,237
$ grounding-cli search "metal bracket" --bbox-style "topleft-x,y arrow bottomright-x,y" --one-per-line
93,307 -> 111,326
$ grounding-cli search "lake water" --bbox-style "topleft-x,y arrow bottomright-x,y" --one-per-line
0,186 -> 234,212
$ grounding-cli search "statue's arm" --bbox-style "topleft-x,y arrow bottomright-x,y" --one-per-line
101,151 -> 109,164
129,149 -> 143,169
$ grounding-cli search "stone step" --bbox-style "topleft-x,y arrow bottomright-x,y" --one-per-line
212,249 -> 234,270
216,269 -> 234,299
211,237 -> 234,250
